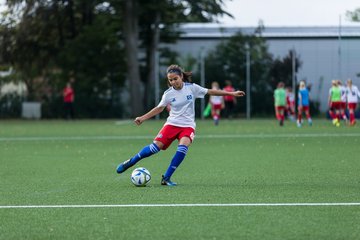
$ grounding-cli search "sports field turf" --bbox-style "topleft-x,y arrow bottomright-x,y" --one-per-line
0,119 -> 360,239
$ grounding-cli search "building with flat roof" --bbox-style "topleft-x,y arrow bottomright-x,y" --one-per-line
164,24 -> 360,112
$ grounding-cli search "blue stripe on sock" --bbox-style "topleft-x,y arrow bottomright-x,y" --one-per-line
130,143 -> 160,165
150,143 -> 160,153
164,145 -> 188,179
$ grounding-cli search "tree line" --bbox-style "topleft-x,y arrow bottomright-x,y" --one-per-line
0,0 -> 235,118
1,1 -> 357,118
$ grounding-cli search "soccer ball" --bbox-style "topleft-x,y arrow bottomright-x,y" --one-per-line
131,167 -> 151,187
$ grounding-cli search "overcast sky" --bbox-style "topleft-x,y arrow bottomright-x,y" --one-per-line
218,0 -> 360,26
1,0 -> 359,27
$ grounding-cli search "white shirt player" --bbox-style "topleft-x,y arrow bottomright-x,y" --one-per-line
340,85 -> 347,102
287,91 -> 295,103
346,85 -> 360,103
157,82 -> 208,129
210,95 -> 223,105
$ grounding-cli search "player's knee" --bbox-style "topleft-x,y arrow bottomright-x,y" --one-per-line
153,141 -> 164,150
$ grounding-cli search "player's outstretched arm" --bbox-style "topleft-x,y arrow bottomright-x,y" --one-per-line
207,89 -> 245,97
134,106 -> 165,125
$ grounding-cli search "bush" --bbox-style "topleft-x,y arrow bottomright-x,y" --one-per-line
0,93 -> 22,118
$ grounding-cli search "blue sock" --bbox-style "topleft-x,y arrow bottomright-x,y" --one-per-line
164,145 -> 188,179
129,143 -> 160,165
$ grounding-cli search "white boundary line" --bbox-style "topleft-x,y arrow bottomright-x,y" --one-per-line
1,133 -> 360,142
1,203 -> 360,209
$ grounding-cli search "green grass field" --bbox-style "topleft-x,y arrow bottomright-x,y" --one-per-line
1,119 -> 360,240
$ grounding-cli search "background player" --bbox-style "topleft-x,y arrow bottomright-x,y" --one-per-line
209,81 -> 224,126
274,82 -> 286,126
297,81 -> 312,127
338,80 -> 348,123
223,80 -> 237,119
328,80 -> 342,126
286,86 -> 296,121
346,79 -> 360,126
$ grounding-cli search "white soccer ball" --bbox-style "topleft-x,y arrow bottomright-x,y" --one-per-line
131,167 -> 151,187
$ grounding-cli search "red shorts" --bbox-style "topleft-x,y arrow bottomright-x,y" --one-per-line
298,105 -> 309,112
212,103 -> 222,110
348,103 -> 357,110
288,102 -> 295,109
341,102 -> 346,109
330,102 -> 341,110
154,125 -> 195,150
275,106 -> 285,111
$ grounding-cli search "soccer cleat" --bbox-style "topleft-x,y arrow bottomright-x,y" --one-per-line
332,118 -> 339,125
350,120 -> 356,126
296,120 -> 302,128
116,159 -> 132,174
308,118 -> 312,126
161,175 -> 177,186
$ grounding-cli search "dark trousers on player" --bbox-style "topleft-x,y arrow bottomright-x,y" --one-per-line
64,102 -> 75,119
224,101 -> 235,118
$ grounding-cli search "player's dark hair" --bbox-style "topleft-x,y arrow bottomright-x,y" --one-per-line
277,82 -> 285,88
167,64 -> 192,82
225,80 -> 232,86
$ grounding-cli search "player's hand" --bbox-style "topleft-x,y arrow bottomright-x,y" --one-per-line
234,91 -> 245,97
134,117 -> 144,125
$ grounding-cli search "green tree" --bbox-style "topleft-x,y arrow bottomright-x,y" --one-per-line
0,1 -> 60,100
0,0 -> 126,118
346,8 -> 360,21
205,31 -> 273,116
116,0 -> 232,116
1,0 -> 233,118
346,7 -> 360,78
205,30 -> 303,116
269,50 -> 302,89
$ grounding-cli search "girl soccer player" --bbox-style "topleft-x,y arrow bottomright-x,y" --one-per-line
286,86 -> 295,121
338,80 -> 348,123
346,79 -> 360,126
116,64 -> 245,186
274,82 -> 286,126
328,80 -> 342,126
209,81 -> 225,126
297,81 -> 312,127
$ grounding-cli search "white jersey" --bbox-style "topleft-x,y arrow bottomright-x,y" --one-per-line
346,85 -> 360,103
157,83 -> 208,129
286,92 -> 295,103
210,95 -> 223,105
340,85 -> 347,102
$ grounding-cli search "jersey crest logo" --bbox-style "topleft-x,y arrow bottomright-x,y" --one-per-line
171,98 -> 176,102
186,95 -> 192,100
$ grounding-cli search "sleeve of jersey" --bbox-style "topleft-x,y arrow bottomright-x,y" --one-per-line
356,87 -> 360,98
192,83 -> 208,98
157,93 -> 168,107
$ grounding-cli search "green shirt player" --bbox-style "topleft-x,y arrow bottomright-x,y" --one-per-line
274,82 -> 286,126
328,80 -> 342,126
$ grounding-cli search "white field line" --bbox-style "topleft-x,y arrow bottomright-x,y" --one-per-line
1,133 -> 360,142
1,203 -> 360,209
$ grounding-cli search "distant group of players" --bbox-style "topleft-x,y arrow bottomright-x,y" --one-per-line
328,79 -> 360,126
208,80 -> 237,126
274,79 -> 360,127
274,80 -> 312,127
